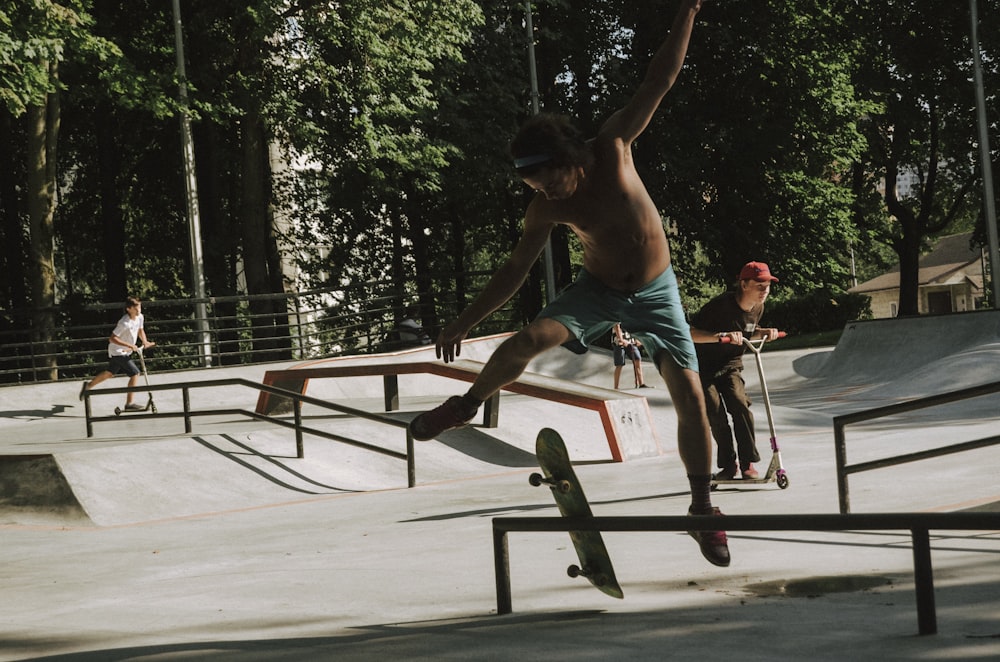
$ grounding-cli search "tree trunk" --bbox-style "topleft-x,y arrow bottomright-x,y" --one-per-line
895,230 -> 922,317
25,61 -> 59,379
240,109 -> 289,361
0,111 -> 28,312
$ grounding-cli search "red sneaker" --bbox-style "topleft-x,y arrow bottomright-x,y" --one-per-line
409,396 -> 478,441
687,507 -> 731,567
741,464 -> 760,480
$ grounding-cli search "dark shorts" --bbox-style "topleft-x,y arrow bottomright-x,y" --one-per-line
536,265 -> 699,372
613,344 -> 641,366
108,355 -> 140,377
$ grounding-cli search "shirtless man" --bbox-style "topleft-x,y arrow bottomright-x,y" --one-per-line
408,0 -> 728,567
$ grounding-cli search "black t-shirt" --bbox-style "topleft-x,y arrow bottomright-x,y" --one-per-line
690,291 -> 764,376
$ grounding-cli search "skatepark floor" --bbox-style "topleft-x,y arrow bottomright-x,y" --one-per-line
1,313 -> 999,661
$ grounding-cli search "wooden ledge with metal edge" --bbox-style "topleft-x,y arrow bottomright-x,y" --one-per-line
491,511 -> 1000,635
255,359 -> 661,462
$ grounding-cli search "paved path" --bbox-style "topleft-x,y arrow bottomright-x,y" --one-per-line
1,313 -> 999,661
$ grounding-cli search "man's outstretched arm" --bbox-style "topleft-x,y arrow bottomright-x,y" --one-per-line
602,0 -> 704,144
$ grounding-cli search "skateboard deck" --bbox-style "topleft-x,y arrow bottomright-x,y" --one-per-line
530,427 -> 623,599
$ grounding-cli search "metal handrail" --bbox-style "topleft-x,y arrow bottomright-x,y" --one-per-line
492,512 -> 1000,634
83,378 -> 417,488
833,380 -> 1000,513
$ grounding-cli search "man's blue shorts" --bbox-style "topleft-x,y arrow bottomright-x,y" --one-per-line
536,265 -> 699,372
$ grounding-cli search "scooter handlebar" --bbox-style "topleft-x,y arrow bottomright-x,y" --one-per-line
719,331 -> 786,344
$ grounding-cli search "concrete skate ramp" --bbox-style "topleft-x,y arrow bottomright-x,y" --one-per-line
799,310 -> 1000,393
0,455 -> 90,524
6,314 -> 998,526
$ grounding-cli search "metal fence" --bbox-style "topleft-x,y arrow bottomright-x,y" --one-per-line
0,275 -> 524,385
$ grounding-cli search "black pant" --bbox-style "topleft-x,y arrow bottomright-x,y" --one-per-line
701,368 -> 760,470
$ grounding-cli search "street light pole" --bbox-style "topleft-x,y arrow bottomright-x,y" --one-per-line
171,0 -> 213,365
524,1 -> 557,304
970,0 -> 1000,308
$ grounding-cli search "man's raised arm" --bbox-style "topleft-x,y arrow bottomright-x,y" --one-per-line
602,0 -> 704,144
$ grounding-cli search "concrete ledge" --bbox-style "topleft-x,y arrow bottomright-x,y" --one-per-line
256,358 -> 661,462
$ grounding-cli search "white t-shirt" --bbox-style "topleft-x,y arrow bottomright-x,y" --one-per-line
108,313 -> 143,357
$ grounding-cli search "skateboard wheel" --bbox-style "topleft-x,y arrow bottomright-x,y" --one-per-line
777,473 -> 790,489
567,564 -> 582,578
555,479 -> 572,494
114,407 -> 122,416
528,473 -> 544,487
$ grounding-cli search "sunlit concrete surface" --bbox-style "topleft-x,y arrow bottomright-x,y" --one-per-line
1,312 -> 998,661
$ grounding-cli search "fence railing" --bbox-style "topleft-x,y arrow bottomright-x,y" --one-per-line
833,380 -> 1000,514
0,276 -> 522,385
83,377 -> 418,487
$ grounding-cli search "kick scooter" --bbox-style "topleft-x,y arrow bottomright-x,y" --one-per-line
114,346 -> 158,416
712,334 -> 789,490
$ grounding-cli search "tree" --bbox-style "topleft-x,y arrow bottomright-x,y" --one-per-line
1,0 -> 118,377
851,0 -> 998,316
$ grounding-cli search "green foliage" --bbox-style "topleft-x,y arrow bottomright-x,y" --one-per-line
2,0 -> 997,346
764,289 -> 872,335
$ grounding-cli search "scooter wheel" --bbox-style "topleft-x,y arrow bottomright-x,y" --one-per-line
114,407 -> 122,416
776,474 -> 790,489
151,404 -> 158,414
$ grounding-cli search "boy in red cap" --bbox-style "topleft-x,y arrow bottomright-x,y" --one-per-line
689,262 -> 781,480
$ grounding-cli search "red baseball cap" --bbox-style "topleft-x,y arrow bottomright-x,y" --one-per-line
739,261 -> 779,282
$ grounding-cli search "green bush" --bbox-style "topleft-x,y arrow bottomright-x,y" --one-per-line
763,290 -> 871,335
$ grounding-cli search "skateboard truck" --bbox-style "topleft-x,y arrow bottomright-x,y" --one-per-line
528,472 -> 571,494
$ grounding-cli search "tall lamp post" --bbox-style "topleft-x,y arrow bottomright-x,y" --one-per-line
172,0 -> 212,365
970,0 -> 1000,308
524,1 -> 557,304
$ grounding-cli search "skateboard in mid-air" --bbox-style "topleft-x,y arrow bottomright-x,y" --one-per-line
530,427 -> 623,599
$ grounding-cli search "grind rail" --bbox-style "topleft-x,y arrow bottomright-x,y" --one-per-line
82,378 -> 417,487
833,380 -> 1000,513
492,511 -> 1000,635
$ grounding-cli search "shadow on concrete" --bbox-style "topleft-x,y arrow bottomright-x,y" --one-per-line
193,435 -> 361,494
0,404 -> 71,420
15,574 -> 1000,662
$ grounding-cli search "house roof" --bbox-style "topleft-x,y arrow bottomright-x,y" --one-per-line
849,232 -> 984,294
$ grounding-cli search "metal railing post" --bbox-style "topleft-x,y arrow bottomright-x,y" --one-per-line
493,525 -> 512,615
294,397 -> 304,459
911,527 -> 937,635
406,430 -> 416,488
84,395 -> 93,438
384,374 -> 399,411
183,387 -> 192,433
834,420 -> 850,514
